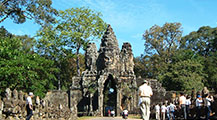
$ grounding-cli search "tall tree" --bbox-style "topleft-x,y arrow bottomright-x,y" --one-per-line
159,49 -> 205,91
0,35 -> 58,97
0,0 -> 57,25
143,22 -> 182,63
57,7 -> 107,76
181,26 -> 217,56
181,26 -> 217,91
0,26 -> 12,37
36,24 -> 71,90
141,23 -> 183,79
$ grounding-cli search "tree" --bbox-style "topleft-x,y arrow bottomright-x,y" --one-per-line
0,0 -> 57,25
181,26 -> 217,56
141,23 -> 183,79
134,55 -> 161,78
143,22 -> 182,63
0,26 -> 12,37
204,52 -> 217,92
57,7 -> 107,76
182,26 -> 217,91
36,24 -> 86,90
0,34 -> 58,97
159,50 -> 205,91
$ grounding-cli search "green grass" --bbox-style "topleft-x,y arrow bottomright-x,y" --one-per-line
78,116 -> 95,120
128,114 -> 141,119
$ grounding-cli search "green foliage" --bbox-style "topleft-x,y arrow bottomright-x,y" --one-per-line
57,7 -> 107,75
139,23 -> 216,92
36,24 -> 86,90
0,36 -> 58,97
159,50 -> 205,91
143,22 -> 182,62
0,0 -> 58,25
181,26 -> 217,56
181,26 -> 217,91
204,52 -> 217,90
0,26 -> 12,37
141,22 -> 183,79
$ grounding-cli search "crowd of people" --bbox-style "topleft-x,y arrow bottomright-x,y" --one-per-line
153,89 -> 214,120
138,79 -> 215,120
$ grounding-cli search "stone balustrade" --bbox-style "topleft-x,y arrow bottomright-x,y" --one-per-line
0,88 -> 77,120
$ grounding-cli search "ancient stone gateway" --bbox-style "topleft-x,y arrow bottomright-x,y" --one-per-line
71,25 -> 137,116
0,25 -> 168,119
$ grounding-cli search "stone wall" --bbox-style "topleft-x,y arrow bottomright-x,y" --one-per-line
0,88 -> 78,120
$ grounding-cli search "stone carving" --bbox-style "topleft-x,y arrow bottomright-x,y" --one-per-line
85,43 -> 98,71
77,25 -> 137,116
1,89 -> 78,120
120,42 -> 134,75
97,24 -> 120,72
18,90 -> 24,101
5,88 -> 11,100
36,96 -> 40,106
12,89 -> 18,100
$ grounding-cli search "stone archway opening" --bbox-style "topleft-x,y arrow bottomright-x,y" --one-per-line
103,74 -> 117,116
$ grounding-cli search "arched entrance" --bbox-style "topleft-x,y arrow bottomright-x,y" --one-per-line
103,74 -> 117,116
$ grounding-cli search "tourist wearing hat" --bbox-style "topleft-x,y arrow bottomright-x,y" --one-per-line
26,92 -> 34,120
195,95 -> 203,119
138,80 -> 153,120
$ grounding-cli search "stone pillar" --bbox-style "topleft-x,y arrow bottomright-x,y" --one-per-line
69,89 -> 82,120
12,89 -> 18,100
98,87 -> 104,116
89,93 -> 93,115
116,87 -> 121,116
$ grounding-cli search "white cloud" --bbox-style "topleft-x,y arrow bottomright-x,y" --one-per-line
131,33 -> 143,39
52,0 -> 169,33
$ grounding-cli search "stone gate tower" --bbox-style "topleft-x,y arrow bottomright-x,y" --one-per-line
72,25 -> 137,116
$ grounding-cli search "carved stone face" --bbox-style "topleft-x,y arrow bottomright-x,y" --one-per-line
104,53 -> 114,68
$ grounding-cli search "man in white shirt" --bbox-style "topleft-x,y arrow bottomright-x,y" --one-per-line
205,94 -> 214,120
138,80 -> 153,120
179,92 -> 187,120
26,92 -> 34,120
161,103 -> 167,120
155,104 -> 160,120
169,102 -> 176,120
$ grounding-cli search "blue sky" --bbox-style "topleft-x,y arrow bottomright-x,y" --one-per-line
1,0 -> 217,57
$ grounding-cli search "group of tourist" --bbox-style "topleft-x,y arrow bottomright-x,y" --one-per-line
138,80 -> 215,120
25,80 -> 214,120
153,91 -> 214,120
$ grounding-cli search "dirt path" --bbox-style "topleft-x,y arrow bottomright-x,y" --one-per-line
83,117 -> 142,120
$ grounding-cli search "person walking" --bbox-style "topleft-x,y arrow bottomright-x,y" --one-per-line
161,103 -> 167,120
26,92 -> 34,120
185,96 -> 191,119
179,92 -> 187,120
205,94 -> 214,120
166,104 -> 170,120
138,80 -> 153,120
169,102 -> 176,120
196,95 -> 203,120
155,104 -> 160,120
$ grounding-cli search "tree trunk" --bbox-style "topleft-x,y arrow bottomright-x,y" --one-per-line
76,45 -> 80,76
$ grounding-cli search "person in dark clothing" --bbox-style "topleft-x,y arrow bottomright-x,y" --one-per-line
26,92 -> 34,120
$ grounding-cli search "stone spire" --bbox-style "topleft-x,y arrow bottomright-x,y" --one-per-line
99,24 -> 119,52
120,42 -> 134,75
85,42 -> 98,71
97,24 -> 120,72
